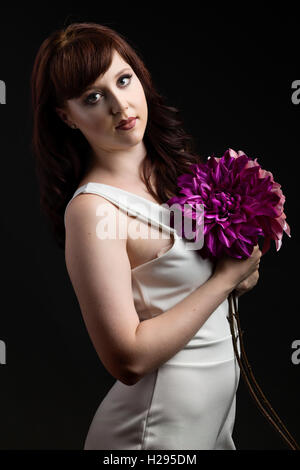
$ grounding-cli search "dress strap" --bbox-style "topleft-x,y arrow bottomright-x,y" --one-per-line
64,182 -> 178,236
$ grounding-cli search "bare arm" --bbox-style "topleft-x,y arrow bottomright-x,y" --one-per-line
65,194 -> 141,386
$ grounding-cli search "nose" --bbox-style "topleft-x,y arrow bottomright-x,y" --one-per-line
109,90 -> 129,115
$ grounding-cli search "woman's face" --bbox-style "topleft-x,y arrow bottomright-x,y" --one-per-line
56,50 -> 148,155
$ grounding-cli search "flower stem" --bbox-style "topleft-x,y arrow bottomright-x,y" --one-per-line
227,292 -> 299,450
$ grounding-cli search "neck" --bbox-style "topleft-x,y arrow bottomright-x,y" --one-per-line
86,141 -> 148,182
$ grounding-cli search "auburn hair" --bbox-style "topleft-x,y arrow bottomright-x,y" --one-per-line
30,22 -> 204,250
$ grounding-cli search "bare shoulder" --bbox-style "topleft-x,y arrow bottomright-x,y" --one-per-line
64,191 -> 129,273
65,192 -> 129,245
65,192 -> 122,229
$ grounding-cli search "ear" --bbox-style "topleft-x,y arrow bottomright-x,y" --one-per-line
55,106 -> 71,126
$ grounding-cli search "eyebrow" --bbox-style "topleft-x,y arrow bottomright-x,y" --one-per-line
82,67 -> 132,94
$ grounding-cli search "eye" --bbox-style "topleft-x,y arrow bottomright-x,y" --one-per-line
118,73 -> 133,87
84,92 -> 103,106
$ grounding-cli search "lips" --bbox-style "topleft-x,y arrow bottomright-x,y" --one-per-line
116,117 -> 137,129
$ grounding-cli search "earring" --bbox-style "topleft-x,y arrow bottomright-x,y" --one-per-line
71,124 -> 77,129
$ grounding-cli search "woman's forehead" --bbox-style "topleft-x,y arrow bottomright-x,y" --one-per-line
106,49 -> 130,72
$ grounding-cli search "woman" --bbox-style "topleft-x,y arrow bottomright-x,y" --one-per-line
30,22 -> 261,450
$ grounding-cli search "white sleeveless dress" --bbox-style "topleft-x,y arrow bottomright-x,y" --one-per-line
64,182 -> 240,450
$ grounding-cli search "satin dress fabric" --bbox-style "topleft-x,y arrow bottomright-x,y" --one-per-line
64,182 -> 240,450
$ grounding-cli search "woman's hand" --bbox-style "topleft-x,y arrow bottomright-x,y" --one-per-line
234,269 -> 260,298
212,244 -> 262,293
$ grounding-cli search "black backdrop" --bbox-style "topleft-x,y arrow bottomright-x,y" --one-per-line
0,4 -> 299,451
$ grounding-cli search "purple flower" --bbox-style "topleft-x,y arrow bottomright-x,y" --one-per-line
166,148 -> 291,260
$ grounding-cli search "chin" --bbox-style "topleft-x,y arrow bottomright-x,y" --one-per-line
123,131 -> 145,144
128,136 -> 144,147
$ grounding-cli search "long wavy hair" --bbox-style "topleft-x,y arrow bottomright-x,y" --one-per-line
30,22 -> 204,250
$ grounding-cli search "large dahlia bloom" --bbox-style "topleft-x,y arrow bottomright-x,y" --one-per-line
166,148 -> 291,260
